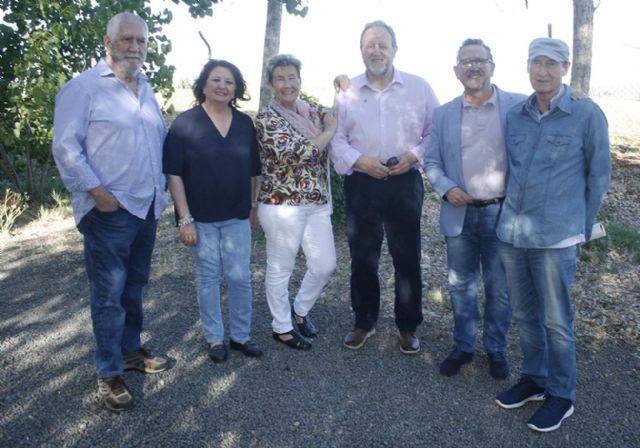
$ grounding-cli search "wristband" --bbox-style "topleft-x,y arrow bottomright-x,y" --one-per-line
178,214 -> 194,227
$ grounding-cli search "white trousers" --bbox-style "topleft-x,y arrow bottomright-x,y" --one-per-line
258,203 -> 337,333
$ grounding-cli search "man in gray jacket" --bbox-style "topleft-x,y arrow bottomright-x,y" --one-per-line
425,38 -> 525,379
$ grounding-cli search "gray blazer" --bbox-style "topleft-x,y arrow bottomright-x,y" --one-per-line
424,86 -> 526,237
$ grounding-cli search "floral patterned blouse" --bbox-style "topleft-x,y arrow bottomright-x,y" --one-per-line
255,102 -> 330,206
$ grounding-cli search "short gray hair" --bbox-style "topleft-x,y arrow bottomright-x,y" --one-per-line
266,54 -> 302,83
360,20 -> 397,49
106,13 -> 148,41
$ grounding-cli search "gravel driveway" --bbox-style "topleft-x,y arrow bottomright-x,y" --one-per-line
1,194 -> 639,447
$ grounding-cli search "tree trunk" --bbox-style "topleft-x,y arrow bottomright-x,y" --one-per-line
259,0 -> 283,111
571,0 -> 595,95
0,143 -> 23,193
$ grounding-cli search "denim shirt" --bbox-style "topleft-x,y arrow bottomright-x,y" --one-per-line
497,85 -> 611,248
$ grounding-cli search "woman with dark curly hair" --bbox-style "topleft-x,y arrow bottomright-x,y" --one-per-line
255,54 -> 338,350
163,60 -> 262,363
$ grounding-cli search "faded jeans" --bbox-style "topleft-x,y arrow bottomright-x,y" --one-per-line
445,203 -> 511,354
499,242 -> 579,401
78,206 -> 157,378
189,219 -> 253,344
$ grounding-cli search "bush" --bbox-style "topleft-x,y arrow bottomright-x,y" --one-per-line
0,189 -> 28,234
330,166 -> 346,228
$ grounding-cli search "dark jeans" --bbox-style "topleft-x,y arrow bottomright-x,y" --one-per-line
344,170 -> 424,332
78,206 -> 157,378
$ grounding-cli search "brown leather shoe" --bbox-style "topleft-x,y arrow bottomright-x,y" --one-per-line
343,328 -> 376,350
123,348 -> 168,373
399,331 -> 420,354
97,376 -> 134,412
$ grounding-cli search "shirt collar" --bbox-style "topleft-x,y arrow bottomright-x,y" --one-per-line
525,84 -> 568,118
462,85 -> 497,109
354,66 -> 402,91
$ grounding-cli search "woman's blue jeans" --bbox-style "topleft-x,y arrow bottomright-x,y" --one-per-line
189,219 -> 253,344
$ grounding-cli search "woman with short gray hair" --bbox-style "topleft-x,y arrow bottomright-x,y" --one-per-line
255,54 -> 338,350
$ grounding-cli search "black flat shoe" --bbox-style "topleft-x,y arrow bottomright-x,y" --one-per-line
230,339 -> 263,358
292,307 -> 318,338
272,330 -> 312,350
208,343 -> 228,363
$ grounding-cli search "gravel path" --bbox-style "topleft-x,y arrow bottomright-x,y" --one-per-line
1,178 -> 639,447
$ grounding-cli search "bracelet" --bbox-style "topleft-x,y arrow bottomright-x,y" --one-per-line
178,214 -> 194,227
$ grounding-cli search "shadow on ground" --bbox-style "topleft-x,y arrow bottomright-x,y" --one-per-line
1,193 -> 639,447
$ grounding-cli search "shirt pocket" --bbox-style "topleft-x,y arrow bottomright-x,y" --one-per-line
544,134 -> 581,162
506,134 -> 528,163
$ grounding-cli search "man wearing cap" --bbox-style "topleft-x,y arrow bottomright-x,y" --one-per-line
425,38 -> 525,380
494,37 -> 610,432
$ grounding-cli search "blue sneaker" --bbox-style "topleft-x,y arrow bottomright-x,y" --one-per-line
439,348 -> 473,376
527,395 -> 574,432
496,376 -> 545,409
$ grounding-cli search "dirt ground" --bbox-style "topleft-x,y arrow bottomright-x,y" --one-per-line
2,145 -> 639,349
1,145 -> 639,447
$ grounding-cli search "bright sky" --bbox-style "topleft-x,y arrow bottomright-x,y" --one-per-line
153,0 -> 640,107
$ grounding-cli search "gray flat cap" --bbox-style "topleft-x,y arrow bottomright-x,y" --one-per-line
528,37 -> 570,62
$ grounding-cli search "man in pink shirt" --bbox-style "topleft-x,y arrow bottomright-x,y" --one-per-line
331,20 -> 439,354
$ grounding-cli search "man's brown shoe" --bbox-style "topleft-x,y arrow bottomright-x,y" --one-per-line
399,331 -> 420,354
97,376 -> 133,412
343,328 -> 376,350
123,348 -> 168,374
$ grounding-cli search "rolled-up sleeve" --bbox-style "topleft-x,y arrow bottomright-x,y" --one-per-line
52,81 -> 101,192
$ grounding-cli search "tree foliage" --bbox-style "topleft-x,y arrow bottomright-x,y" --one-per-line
0,0 -> 221,199
0,0 -> 308,201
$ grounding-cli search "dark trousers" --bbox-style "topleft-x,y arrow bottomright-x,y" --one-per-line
344,170 -> 424,332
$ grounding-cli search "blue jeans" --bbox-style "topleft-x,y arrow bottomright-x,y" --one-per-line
499,242 -> 578,401
445,203 -> 511,353
78,206 -> 157,378
189,219 -> 253,344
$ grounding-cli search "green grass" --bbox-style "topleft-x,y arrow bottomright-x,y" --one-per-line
582,222 -> 640,263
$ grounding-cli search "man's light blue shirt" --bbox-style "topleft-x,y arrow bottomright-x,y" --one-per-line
52,59 -> 169,224
497,85 -> 611,248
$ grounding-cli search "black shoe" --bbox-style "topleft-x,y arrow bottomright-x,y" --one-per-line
208,343 -> 228,363
292,307 -> 318,338
230,339 -> 263,358
272,330 -> 312,350
398,331 -> 420,354
439,348 -> 473,376
488,351 -> 510,379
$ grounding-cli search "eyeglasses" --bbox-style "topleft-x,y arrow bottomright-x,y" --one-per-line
458,58 -> 493,69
